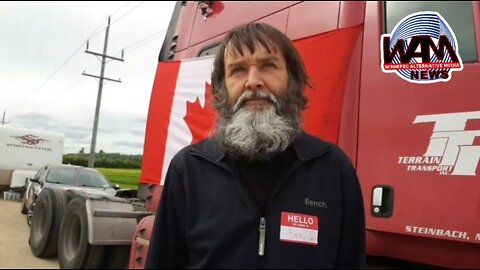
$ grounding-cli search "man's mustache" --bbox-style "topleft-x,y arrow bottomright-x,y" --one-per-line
232,90 -> 278,113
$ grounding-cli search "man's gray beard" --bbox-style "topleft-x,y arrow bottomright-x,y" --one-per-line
215,90 -> 301,161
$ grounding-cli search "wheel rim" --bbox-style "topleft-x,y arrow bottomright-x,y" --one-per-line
27,206 -> 34,226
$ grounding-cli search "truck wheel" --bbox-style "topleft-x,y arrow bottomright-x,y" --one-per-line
101,245 -> 132,269
58,197 -> 105,269
29,188 -> 67,257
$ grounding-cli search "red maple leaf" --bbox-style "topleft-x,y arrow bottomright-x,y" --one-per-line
184,82 -> 217,144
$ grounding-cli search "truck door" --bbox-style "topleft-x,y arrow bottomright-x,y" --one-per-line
357,1 -> 480,267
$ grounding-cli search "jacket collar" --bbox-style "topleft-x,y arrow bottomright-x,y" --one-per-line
190,132 -> 331,163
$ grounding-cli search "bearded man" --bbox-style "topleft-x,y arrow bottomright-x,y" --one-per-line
146,22 -> 366,269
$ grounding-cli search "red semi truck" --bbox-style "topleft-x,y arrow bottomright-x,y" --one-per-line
27,1 -> 479,269
134,1 -> 480,269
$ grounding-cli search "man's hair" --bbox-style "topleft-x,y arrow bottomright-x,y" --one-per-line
210,22 -> 309,111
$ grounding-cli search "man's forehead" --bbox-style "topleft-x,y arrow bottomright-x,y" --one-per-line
224,42 -> 282,63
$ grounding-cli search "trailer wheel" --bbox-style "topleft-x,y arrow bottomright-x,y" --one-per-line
58,197 -> 105,269
29,188 -> 67,257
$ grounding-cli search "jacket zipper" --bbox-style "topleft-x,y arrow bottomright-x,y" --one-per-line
192,152 -> 268,258
258,217 -> 266,256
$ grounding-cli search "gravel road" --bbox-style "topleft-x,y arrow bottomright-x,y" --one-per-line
0,198 -> 59,268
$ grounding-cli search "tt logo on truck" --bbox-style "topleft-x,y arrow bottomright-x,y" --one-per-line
12,134 -> 48,145
399,111 -> 480,176
380,12 -> 463,84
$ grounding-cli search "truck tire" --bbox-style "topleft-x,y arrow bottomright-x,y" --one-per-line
58,197 -> 105,269
29,188 -> 67,257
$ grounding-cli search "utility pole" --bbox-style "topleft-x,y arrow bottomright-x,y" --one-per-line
2,109 -> 6,125
83,16 -> 124,168
1,109 -> 9,125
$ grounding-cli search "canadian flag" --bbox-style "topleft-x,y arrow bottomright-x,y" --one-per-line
140,25 -> 363,190
141,56 -> 216,187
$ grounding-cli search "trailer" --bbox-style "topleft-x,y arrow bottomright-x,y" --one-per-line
0,125 -> 64,194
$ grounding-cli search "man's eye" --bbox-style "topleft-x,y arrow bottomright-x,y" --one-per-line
262,62 -> 277,69
230,67 -> 245,75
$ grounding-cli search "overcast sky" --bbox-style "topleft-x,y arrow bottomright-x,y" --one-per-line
0,1 -> 176,155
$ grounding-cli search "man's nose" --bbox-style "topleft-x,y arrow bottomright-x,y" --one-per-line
245,66 -> 264,91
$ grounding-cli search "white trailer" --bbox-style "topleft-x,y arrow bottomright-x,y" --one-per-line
0,125 -> 64,170
0,126 -> 64,192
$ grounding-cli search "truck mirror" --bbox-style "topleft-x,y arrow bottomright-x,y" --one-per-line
29,177 -> 40,184
113,184 -> 121,190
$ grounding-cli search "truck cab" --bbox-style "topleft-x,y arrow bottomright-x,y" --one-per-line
138,1 -> 480,268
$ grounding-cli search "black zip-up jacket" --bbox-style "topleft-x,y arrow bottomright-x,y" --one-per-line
146,133 -> 366,269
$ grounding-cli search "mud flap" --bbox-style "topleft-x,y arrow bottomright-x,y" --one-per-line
85,197 -> 139,245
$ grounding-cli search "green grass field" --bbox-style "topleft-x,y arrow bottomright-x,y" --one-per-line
97,168 -> 141,190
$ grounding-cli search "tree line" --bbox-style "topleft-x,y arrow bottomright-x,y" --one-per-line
63,149 -> 142,169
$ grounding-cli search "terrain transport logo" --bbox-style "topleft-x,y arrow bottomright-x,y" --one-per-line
399,111 -> 480,176
381,12 -> 463,83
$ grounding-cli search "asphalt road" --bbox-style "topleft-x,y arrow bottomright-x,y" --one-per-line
0,198 -> 59,269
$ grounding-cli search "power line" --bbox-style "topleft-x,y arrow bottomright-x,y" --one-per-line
66,71 -> 92,90
19,2 -> 135,112
88,2 -> 132,41
85,18 -> 110,45
27,3 -> 154,113
124,66 -> 157,78
21,20 -> 108,111
30,2 -> 144,98
32,43 -> 86,93
111,2 -> 133,17
29,2 -> 142,97
32,13 -> 119,93
111,2 -> 145,25
121,28 -> 168,53
67,29 -> 164,95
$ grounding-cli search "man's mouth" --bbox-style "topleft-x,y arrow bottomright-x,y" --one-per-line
232,90 -> 277,113
242,98 -> 273,108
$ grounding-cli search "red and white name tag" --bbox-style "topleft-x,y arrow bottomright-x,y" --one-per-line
280,212 -> 319,245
